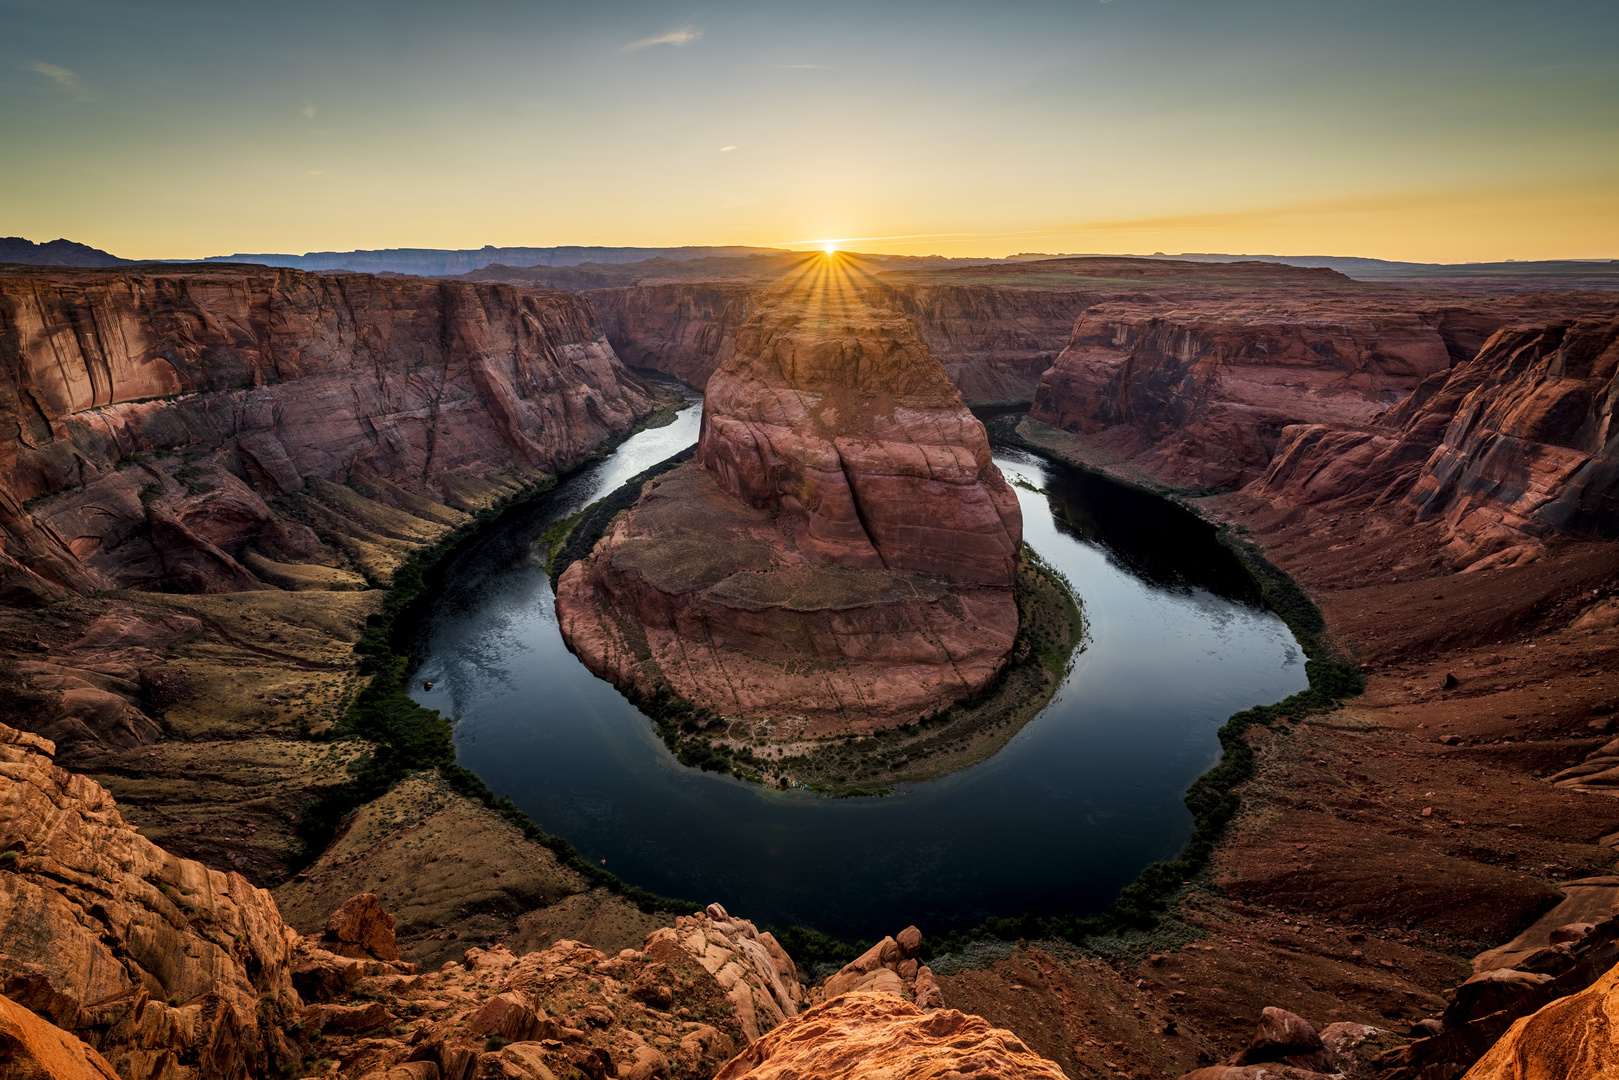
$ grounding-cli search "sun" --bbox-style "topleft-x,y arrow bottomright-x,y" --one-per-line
821,243 -> 838,255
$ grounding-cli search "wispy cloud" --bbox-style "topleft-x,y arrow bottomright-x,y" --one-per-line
624,25 -> 701,51
720,145 -> 737,153
301,104 -> 317,119
30,61 -> 85,96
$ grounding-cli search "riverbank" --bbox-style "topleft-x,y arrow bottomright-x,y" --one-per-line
909,419 -> 1619,1080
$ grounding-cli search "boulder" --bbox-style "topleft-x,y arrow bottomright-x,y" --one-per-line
0,993 -> 121,1080
1228,1006 -> 1335,1073
323,892 -> 402,961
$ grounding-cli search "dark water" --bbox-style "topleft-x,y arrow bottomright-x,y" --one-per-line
409,399 -> 1306,939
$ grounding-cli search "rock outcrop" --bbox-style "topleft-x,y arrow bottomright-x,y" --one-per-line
813,925 -> 943,1010
0,265 -> 657,602
712,993 -> 1070,1080
0,722 -> 303,1079
0,992 -> 121,1080
1464,957 -> 1619,1080
558,280 -> 1022,731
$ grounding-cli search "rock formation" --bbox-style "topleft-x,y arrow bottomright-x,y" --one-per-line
0,265 -> 657,602
0,722 -> 304,1079
558,278 -> 1022,731
0,992 -> 121,1080
1464,957 -> 1619,1080
712,993 -> 1070,1080
1249,313 -> 1619,568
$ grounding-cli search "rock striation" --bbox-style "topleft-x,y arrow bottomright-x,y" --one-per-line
1251,313 -> 1619,567
0,265 -> 657,602
0,721 -> 303,1079
1463,957 -> 1619,1080
558,281 -> 1022,731
712,992 -> 1071,1080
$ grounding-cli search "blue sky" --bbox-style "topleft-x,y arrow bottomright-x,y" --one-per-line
2,0 -> 1615,260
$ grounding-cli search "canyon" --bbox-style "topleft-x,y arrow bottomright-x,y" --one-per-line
1,253 -> 1619,1079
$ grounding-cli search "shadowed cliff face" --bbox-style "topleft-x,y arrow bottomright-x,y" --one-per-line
559,261 -> 1023,731
586,279 -> 1092,404
0,266 -> 656,601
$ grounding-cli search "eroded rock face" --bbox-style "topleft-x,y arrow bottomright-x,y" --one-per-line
712,992 -> 1070,1080
0,993 -> 121,1080
0,722 -> 302,1080
1029,300 -> 1457,490
558,284 -> 1022,730
1252,314 -> 1619,568
1464,957 -> 1619,1080
0,266 -> 656,600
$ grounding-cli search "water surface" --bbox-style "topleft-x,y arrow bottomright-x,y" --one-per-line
410,399 -> 1306,938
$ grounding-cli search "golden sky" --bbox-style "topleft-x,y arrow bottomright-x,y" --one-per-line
3,0 -> 1615,263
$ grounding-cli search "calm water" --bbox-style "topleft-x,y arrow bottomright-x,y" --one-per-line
408,397 -> 1306,939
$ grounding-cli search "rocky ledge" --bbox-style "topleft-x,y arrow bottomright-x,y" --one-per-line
557,278 -> 1023,734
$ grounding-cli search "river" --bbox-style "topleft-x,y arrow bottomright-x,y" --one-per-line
408,393 -> 1307,939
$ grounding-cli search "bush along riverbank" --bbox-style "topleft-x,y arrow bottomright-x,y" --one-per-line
297,422 -> 700,917
917,439 -> 1365,969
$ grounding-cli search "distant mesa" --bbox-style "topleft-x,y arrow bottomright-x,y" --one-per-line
0,237 -> 131,267
556,264 -> 1024,734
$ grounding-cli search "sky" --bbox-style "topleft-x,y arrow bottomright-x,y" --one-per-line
2,0 -> 1616,262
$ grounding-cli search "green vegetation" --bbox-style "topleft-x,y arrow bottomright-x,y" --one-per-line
917,454 -> 1364,964
297,420 -> 700,917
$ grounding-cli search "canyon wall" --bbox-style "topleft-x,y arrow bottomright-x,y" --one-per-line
1252,313 -> 1619,567
586,281 -> 1092,404
1028,294 -> 1619,561
0,266 -> 657,602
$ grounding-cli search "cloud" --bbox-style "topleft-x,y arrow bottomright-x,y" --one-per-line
783,64 -> 823,69
30,62 -> 83,95
720,145 -> 737,152
624,25 -> 701,51
302,104 -> 317,119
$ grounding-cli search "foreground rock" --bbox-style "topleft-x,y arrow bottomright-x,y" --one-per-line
714,992 -> 1070,1080
0,722 -> 302,1079
559,280 -> 1022,731
1464,957 -> 1619,1079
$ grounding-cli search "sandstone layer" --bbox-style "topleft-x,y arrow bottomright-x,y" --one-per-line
558,282 -> 1022,731
711,993 -> 1070,1080
1249,313 -> 1619,568
0,265 -> 657,603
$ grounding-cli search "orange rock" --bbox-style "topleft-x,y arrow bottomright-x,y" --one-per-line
1465,957 -> 1619,1079
711,992 -> 1069,1080
0,993 -> 121,1080
323,893 -> 401,961
0,721 -> 303,1080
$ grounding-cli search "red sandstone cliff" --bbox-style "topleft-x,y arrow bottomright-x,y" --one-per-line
1250,314 -> 1619,568
0,266 -> 657,601
557,279 -> 1022,731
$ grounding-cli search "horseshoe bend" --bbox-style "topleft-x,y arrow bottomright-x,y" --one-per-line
4,9 -> 1619,1071
556,272 -> 1028,735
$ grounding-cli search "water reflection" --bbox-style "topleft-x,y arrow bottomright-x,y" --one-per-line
409,406 -> 1307,938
